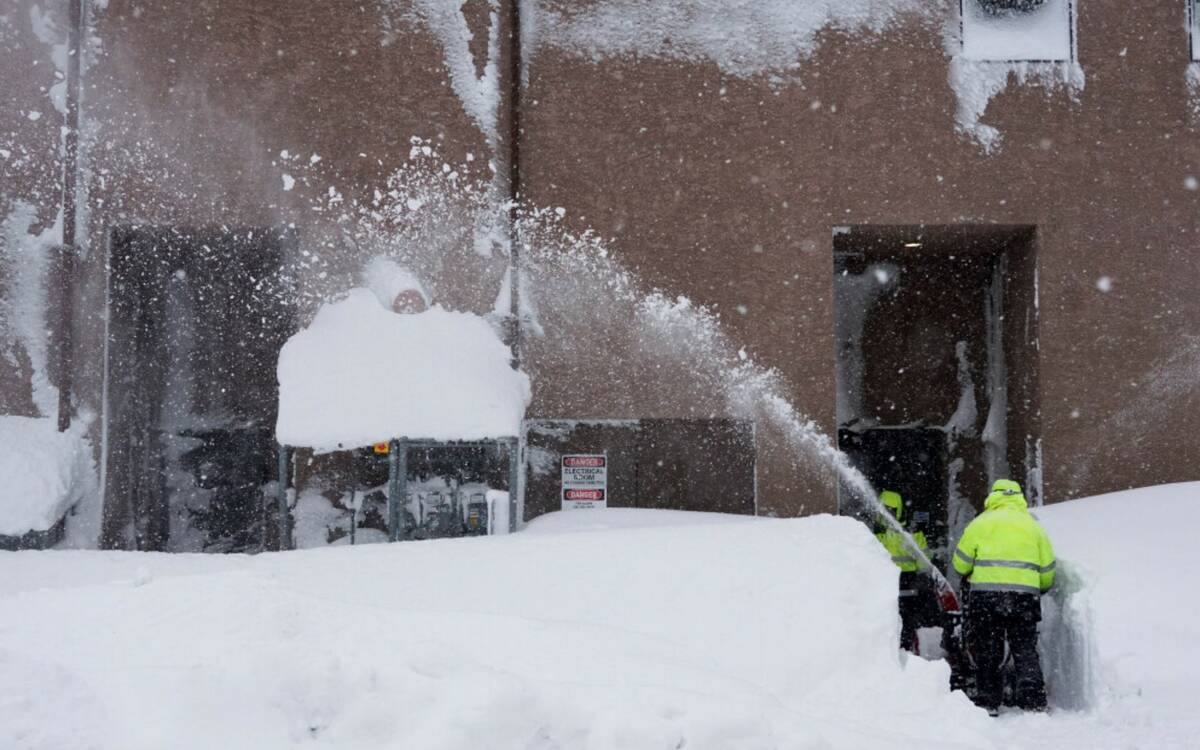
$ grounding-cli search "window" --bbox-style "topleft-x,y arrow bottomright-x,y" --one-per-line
960,0 -> 1077,63
1190,0 -> 1200,61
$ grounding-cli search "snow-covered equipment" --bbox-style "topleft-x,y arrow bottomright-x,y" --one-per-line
0,416 -> 96,550
273,288 -> 531,548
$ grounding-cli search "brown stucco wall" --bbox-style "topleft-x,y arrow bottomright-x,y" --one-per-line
5,1 -> 1197,529
69,0 -> 515,541
521,0 -> 1200,510
0,1 -> 65,416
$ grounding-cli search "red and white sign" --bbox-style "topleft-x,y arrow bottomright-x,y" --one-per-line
562,454 -> 607,510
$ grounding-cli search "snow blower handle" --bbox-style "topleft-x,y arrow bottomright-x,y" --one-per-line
933,574 -> 962,614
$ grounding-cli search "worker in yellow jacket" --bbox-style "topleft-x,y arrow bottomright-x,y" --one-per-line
953,479 -> 1056,714
875,490 -> 927,653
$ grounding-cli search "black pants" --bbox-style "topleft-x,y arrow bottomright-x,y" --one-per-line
967,591 -> 1047,711
898,571 -> 921,652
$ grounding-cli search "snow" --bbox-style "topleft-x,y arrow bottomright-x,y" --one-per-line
947,58 -> 1084,153
946,1 -> 1083,152
1,203 -> 62,420
1189,63 -> 1200,117
1035,482 -> 1200,744
29,2 -> 68,115
833,262 -> 899,426
0,416 -> 96,536
407,0 -> 502,145
981,258 -> 1008,482
535,0 -> 923,80
960,0 -> 1074,62
533,0 -> 1079,151
275,288 -> 530,450
362,255 -> 430,308
1192,0 -> 1200,62
1,483 -> 1199,747
523,507 -> 760,535
0,512 -> 992,749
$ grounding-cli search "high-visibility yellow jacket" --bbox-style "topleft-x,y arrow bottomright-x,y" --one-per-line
953,480 -> 1056,595
875,490 -> 927,573
877,527 -> 928,573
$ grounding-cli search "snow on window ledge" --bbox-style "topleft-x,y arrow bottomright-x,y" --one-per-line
948,0 -> 1082,153
1188,2 -> 1200,118
960,0 -> 1075,63
1190,0 -> 1200,62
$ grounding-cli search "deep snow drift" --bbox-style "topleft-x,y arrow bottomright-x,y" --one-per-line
1033,482 -> 1200,746
2,483 -> 1198,749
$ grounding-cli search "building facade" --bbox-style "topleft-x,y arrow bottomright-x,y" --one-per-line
2,1 -> 1197,547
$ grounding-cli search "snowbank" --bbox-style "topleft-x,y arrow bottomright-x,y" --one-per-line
0,514 -> 990,749
275,288 -> 530,450
0,416 -> 95,536
3,486 -> 1198,747
1035,482 -> 1200,741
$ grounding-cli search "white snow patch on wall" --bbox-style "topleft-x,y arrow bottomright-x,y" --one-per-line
946,2 -> 1082,152
29,3 -> 68,115
276,288 -> 530,450
947,58 -> 1083,153
491,265 -> 544,336
407,0 -> 502,145
534,0 -> 924,80
2,204 -> 62,419
833,262 -> 899,426
1187,63 -> 1200,117
980,256 -> 1008,482
533,0 -> 1080,151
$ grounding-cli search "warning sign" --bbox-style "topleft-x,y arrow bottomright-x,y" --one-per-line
562,454 -> 607,510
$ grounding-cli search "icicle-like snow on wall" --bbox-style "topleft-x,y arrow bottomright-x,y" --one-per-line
946,0 -> 1083,152
981,254 -> 1009,485
1,205 -> 62,421
407,0 -> 502,147
833,261 -> 900,427
944,340 -> 978,539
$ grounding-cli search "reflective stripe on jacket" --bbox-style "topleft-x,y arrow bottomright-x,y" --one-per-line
877,528 -> 927,573
952,485 -> 1055,594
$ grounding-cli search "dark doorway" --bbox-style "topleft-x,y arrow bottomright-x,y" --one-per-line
832,226 -> 1040,558
102,227 -> 296,551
